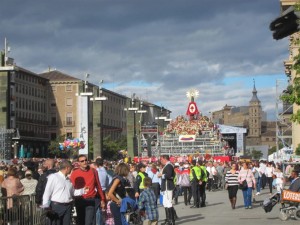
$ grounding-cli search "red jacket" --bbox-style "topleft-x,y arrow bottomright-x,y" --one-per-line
70,167 -> 105,201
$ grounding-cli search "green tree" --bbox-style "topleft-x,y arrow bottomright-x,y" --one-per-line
48,135 -> 81,159
295,144 -> 300,156
280,19 -> 300,123
251,149 -> 263,160
268,143 -> 284,155
102,136 -> 127,160
48,135 -> 66,158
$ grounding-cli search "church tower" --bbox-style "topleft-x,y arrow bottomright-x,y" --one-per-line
247,80 -> 262,146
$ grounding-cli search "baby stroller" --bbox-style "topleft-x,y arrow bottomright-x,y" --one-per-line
262,192 -> 280,213
120,196 -> 143,225
278,190 -> 300,221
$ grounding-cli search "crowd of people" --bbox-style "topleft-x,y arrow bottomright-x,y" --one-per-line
0,156 -> 299,225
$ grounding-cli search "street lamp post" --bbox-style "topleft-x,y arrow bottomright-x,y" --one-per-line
137,101 -> 147,157
124,98 -> 138,157
90,80 -> 107,158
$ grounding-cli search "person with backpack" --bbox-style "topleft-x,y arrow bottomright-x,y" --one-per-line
178,163 -> 192,206
35,159 -> 57,205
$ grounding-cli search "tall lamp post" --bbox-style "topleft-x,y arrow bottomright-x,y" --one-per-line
137,101 -> 147,157
124,98 -> 138,157
90,80 -> 107,158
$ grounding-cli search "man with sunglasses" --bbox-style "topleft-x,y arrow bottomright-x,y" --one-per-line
70,155 -> 106,225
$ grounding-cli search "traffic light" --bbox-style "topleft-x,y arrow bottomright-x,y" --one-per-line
270,6 -> 300,40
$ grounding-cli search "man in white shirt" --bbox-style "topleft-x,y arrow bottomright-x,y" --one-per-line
42,160 -> 86,225
259,161 -> 267,189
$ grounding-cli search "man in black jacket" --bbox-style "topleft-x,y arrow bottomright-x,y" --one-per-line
35,159 -> 57,205
158,155 -> 177,225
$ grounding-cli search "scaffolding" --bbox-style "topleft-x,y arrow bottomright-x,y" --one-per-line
275,79 -> 292,157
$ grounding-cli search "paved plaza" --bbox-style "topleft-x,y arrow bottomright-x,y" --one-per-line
158,188 -> 298,225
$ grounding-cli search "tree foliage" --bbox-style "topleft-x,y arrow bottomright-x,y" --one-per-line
102,135 -> 127,160
280,37 -> 300,123
251,149 -> 263,160
295,144 -> 300,156
268,143 -> 284,156
48,135 -> 66,158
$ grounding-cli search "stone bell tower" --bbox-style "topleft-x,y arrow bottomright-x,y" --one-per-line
247,80 -> 262,146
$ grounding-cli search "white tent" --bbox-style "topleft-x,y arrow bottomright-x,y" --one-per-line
268,147 -> 293,162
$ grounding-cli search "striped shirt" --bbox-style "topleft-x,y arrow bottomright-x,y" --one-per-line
225,170 -> 239,186
138,187 -> 158,221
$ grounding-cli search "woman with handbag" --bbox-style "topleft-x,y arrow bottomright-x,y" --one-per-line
225,162 -> 239,209
238,162 -> 256,209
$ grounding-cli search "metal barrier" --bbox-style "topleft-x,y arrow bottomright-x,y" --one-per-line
0,194 -> 47,225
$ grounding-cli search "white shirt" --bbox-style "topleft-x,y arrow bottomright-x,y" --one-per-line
259,163 -> 266,175
42,171 -> 83,207
265,166 -> 274,178
206,166 -> 217,178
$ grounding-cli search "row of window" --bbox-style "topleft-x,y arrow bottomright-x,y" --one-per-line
17,123 -> 46,134
15,83 -> 46,98
16,111 -> 47,122
103,105 -> 126,117
51,85 -> 73,92
15,72 -> 46,85
15,98 -> 46,113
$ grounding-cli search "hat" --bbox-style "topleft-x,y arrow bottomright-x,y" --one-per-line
174,162 -> 180,167
137,163 -> 146,170
25,170 -> 32,176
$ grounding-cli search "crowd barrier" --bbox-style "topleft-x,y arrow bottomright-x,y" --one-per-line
0,194 -> 47,225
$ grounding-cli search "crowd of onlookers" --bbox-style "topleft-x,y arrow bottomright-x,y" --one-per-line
0,157 -> 299,225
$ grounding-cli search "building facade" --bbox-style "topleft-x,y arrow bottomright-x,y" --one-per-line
0,51 -> 171,159
0,59 -> 50,159
212,84 -> 276,149
280,0 -> 300,152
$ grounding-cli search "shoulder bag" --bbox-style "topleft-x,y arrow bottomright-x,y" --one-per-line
239,170 -> 248,190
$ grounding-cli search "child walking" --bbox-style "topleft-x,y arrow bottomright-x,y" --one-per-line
138,177 -> 159,225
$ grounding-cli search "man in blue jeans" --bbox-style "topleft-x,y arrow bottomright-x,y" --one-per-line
95,158 -> 110,225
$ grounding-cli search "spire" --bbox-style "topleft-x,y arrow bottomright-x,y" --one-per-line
250,78 -> 260,103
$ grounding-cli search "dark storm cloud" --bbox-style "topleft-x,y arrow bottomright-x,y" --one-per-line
0,0 -> 288,118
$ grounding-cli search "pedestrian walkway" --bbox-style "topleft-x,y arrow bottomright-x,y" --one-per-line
158,188 -> 297,225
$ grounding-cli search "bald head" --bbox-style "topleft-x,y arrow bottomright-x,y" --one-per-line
44,159 -> 55,170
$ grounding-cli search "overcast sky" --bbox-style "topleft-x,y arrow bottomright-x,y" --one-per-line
0,0 -> 289,120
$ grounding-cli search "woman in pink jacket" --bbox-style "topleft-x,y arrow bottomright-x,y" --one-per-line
1,167 -> 24,209
238,162 -> 256,209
